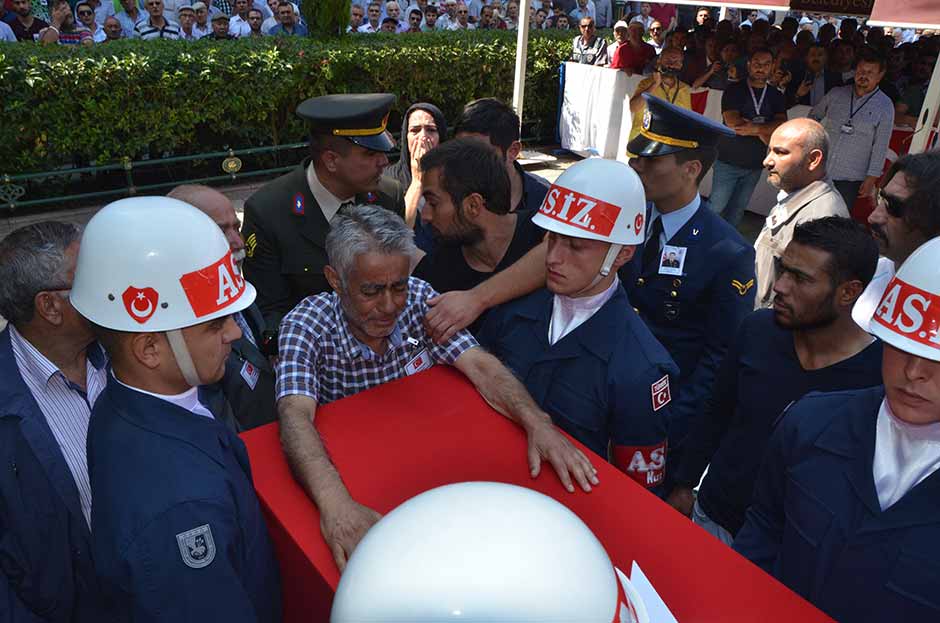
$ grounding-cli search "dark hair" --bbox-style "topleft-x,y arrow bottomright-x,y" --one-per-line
748,46 -> 775,62
419,137 -> 511,216
247,8 -> 262,16
856,47 -> 887,72
75,1 -> 93,11
675,146 -> 717,184
455,98 -> 519,155
791,216 -> 878,287
884,151 -> 940,238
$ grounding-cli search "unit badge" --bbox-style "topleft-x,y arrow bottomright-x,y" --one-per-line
176,524 -> 216,569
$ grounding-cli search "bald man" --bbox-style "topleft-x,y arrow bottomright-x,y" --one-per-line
167,184 -> 277,430
753,118 -> 849,309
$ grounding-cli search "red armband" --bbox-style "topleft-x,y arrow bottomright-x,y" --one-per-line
612,442 -> 667,489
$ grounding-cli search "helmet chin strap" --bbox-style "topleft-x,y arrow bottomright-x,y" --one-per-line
572,243 -> 622,297
165,329 -> 203,388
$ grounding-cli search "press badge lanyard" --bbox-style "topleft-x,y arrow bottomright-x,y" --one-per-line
847,87 -> 880,125
749,84 -> 768,119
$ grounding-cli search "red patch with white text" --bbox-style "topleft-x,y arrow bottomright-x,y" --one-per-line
178,250 -> 247,318
873,276 -> 940,350
539,184 -> 622,236
122,286 -> 159,324
613,442 -> 667,489
651,375 -> 671,411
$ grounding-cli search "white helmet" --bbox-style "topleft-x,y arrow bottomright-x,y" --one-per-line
331,482 -> 649,623
71,196 -> 256,384
533,158 -> 647,278
871,237 -> 940,361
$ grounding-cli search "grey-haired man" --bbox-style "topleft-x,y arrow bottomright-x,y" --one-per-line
276,205 -> 599,573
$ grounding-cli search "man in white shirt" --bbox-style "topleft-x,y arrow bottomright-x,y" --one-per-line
176,3 -> 200,38
229,0 -> 252,35
448,1 -> 473,28
192,1 -> 211,36
435,0 -> 456,28
357,1 -> 381,31
75,1 -> 105,40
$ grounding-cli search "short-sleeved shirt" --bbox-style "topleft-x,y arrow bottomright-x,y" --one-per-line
412,210 -> 545,296
10,16 -> 48,41
276,277 -> 478,405
717,80 -> 787,169
630,78 -> 692,140
47,27 -> 93,44
610,41 -> 655,74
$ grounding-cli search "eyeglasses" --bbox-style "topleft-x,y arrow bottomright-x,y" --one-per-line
877,190 -> 906,218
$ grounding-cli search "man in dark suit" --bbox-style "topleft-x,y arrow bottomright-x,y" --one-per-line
242,93 -> 405,330
621,95 -> 756,494
169,184 -> 277,430
786,43 -> 845,108
0,221 -> 117,622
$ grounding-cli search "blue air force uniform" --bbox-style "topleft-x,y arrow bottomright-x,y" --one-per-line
620,96 -> 756,487
88,377 -> 281,622
734,387 -> 940,621
478,284 -> 678,491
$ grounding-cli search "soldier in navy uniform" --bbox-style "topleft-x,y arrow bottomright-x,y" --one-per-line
242,93 -> 406,330
620,94 -> 757,493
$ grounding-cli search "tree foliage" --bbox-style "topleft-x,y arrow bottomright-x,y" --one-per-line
0,31 -> 575,175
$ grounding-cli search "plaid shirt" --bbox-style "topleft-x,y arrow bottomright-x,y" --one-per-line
276,277 -> 478,405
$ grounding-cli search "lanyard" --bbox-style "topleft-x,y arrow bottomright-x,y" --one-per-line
849,87 -> 880,121
749,84 -> 768,117
660,81 -> 680,104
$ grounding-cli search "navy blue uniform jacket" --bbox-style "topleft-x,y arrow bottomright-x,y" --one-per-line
735,387 -> 940,621
478,285 -> 678,490
88,377 -> 281,622
619,199 -> 755,470
0,328 -> 116,622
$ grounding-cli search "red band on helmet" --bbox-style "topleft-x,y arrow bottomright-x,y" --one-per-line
178,250 -> 246,318
873,276 -> 940,350
613,442 -> 667,489
539,184 -> 622,236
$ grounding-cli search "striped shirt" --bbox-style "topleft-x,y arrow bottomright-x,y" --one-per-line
276,277 -> 478,405
133,17 -> 181,39
810,85 -> 895,181
9,326 -> 107,527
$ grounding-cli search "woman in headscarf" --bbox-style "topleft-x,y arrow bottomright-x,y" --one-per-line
385,103 -> 447,250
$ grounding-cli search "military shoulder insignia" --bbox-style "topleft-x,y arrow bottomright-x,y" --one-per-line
177,524 -> 216,569
245,232 -> 257,259
731,279 -> 755,295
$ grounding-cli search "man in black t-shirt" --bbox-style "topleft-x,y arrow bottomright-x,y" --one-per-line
9,0 -> 49,41
666,217 -> 882,544
710,48 -> 787,226
412,138 -> 544,333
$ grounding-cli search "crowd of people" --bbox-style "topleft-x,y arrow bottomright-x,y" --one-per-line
3,82 -> 940,620
570,6 -> 939,224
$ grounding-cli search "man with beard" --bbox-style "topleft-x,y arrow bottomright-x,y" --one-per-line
411,138 -> 545,333
754,118 -> 848,309
786,44 -> 845,108
9,0 -> 48,42
168,185 -> 276,430
853,151 -> 940,332
666,217 -> 882,544
39,0 -> 93,44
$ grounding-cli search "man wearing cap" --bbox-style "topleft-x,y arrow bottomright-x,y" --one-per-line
206,11 -> 234,37
478,159 -> 678,493
734,235 -> 940,621
620,94 -> 756,494
75,198 -> 281,620
242,94 -> 405,329
191,1 -> 211,36
176,4 -> 199,38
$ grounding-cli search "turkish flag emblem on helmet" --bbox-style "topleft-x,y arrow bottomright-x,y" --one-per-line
122,286 -> 160,324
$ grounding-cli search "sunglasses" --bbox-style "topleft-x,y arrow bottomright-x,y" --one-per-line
877,190 -> 906,218
78,9 -> 93,15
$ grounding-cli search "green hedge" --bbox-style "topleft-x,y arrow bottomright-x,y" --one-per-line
0,31 -> 575,176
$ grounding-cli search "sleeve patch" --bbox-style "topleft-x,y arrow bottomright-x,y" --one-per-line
731,278 -> 754,295
176,524 -> 216,569
651,375 -> 671,412
613,442 -> 667,489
